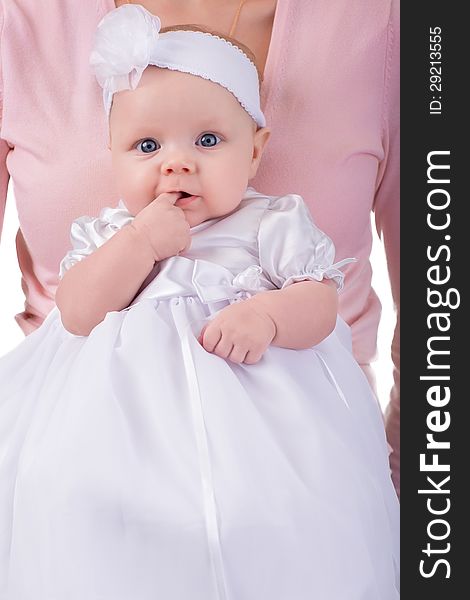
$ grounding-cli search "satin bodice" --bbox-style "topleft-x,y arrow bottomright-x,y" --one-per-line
60,187 -> 356,307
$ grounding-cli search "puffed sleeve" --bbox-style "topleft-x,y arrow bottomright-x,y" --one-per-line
257,194 -> 356,292
59,201 -> 133,278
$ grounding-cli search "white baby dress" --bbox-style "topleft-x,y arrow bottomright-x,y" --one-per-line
0,188 -> 399,599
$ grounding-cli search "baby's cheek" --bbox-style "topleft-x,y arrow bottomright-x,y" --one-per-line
119,171 -> 156,214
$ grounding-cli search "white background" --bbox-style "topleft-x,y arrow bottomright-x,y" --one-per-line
0,188 -> 396,411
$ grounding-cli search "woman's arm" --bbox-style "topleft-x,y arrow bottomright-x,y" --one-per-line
373,0 -> 400,494
1,4 -> 11,241
56,225 -> 155,336
0,138 -> 9,240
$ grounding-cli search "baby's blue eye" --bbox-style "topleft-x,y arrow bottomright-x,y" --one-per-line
197,133 -> 221,148
136,138 -> 160,153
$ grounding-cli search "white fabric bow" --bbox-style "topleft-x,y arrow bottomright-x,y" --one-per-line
90,5 -> 161,110
192,261 -> 262,304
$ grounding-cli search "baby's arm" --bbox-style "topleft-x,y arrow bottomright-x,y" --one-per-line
201,193 -> 349,364
56,193 -> 190,336
250,279 -> 338,348
199,279 -> 337,364
56,225 -> 155,336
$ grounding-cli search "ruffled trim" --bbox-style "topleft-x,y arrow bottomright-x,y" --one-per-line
59,201 -> 133,278
165,29 -> 259,74
98,200 -> 134,228
281,258 -> 357,293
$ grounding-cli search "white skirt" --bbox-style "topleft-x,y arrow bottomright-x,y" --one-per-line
0,297 -> 399,599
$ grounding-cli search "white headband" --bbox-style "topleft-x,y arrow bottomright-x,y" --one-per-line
90,4 -> 266,128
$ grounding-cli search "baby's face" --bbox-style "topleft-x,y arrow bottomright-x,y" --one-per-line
109,67 -> 269,227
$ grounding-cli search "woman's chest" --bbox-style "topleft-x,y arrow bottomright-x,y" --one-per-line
113,0 -> 277,75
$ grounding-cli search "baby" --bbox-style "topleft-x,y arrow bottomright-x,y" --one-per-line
57,24 -> 337,367
0,5 -> 399,599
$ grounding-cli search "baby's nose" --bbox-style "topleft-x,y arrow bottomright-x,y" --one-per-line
161,156 -> 195,175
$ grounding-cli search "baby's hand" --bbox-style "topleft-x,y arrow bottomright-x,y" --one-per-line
198,299 -> 277,364
130,192 -> 191,262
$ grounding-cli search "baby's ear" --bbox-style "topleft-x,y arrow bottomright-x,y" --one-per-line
249,127 -> 271,179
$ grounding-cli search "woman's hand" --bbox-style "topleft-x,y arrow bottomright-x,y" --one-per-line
130,192 -> 191,262
198,299 -> 277,364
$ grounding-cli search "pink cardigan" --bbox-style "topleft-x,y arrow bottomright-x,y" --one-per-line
0,0 -> 400,485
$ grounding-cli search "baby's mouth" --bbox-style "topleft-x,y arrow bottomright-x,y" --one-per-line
174,191 -> 199,207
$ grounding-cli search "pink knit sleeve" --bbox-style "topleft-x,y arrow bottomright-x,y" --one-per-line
372,0 -> 400,495
0,142 -> 9,240
0,2 -> 11,241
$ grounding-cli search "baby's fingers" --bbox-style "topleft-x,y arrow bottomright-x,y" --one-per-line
197,325 -> 207,345
212,335 -> 234,359
155,191 -> 183,205
243,347 -> 265,365
180,236 -> 192,254
201,324 -> 222,353
227,345 -> 249,364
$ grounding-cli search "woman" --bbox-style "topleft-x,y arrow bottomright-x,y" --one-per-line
0,0 -> 400,494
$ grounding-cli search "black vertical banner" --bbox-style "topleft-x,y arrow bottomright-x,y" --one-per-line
401,3 -> 466,598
